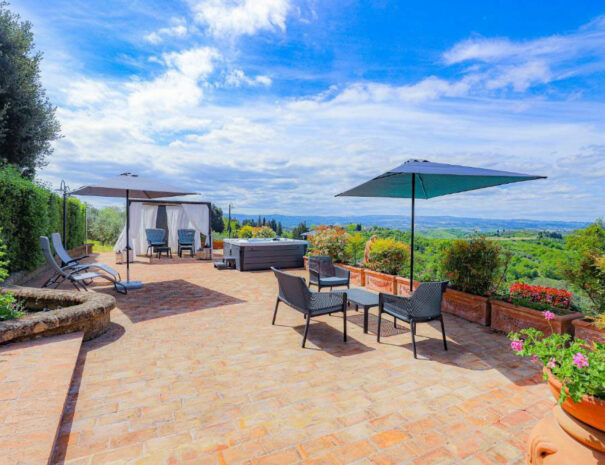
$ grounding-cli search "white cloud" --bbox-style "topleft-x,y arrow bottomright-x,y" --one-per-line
144,18 -> 188,44
162,47 -> 220,79
225,69 -> 272,87
188,0 -> 291,38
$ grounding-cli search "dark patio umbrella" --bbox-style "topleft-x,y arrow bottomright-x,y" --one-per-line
70,173 -> 196,289
337,159 -> 546,292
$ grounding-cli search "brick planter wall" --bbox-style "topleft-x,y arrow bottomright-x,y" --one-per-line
337,264 -> 365,286
364,269 -> 396,294
572,319 -> 605,344
395,277 -> 421,297
490,300 -> 583,336
442,289 -> 491,326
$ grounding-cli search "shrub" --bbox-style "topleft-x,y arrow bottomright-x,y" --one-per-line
563,220 -> 605,316
238,225 -> 255,238
345,233 -> 366,265
0,235 -> 23,320
0,166 -> 86,272
253,226 -> 276,238
508,313 -> 605,403
366,238 -> 410,275
441,236 -> 504,296
309,226 -> 348,262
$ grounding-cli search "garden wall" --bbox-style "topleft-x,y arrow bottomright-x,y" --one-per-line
0,167 -> 86,273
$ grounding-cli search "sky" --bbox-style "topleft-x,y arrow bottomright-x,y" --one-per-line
9,0 -> 605,221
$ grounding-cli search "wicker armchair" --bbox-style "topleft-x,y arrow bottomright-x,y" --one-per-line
145,228 -> 167,256
177,229 -> 196,257
272,267 -> 347,348
378,281 -> 449,358
308,255 -> 350,291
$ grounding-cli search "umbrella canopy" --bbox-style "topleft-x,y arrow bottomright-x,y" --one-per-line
71,173 -> 197,289
337,159 -> 546,291
70,173 -> 196,199
337,159 -> 546,199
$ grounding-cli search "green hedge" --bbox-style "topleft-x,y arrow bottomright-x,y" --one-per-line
0,167 -> 86,272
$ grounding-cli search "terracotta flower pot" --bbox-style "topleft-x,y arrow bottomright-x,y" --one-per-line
363,269 -> 396,294
212,240 -> 224,250
490,300 -> 582,336
572,318 -> 605,344
441,288 -> 491,326
336,263 -> 365,286
303,255 -> 308,270
545,369 -> 605,432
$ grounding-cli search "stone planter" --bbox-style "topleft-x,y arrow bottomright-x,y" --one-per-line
337,264 -> 365,286
442,288 -> 491,326
0,286 -> 116,344
527,370 -> 605,464
364,269 -> 396,294
490,300 -> 582,336
572,318 -> 605,344
395,277 -> 421,296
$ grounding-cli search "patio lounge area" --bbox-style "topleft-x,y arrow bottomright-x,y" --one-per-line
10,252 -> 552,465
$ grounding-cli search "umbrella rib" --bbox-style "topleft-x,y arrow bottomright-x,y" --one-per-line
417,175 -> 428,199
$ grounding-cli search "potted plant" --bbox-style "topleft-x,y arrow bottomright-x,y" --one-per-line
440,236 -> 504,326
364,238 -> 409,294
509,315 -> 604,420
492,283 -> 583,336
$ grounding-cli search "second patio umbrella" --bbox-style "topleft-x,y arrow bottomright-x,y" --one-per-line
337,159 -> 546,292
71,173 -> 196,289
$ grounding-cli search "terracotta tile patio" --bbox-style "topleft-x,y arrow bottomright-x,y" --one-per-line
22,252 -> 551,464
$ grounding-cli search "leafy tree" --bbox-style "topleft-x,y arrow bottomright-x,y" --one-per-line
270,218 -> 277,231
238,225 -> 255,238
0,2 -> 60,177
292,221 -> 308,240
563,220 -> 605,315
87,206 -> 124,245
210,204 -> 224,233
276,221 -> 283,236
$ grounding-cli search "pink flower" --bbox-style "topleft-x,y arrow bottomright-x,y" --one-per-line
531,355 -> 538,363
544,311 -> 556,321
510,340 -> 524,352
546,357 -> 556,369
572,353 -> 589,369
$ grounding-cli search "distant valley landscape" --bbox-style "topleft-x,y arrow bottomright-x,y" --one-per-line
232,213 -> 590,233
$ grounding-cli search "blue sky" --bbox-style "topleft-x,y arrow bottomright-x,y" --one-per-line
10,0 -> 605,220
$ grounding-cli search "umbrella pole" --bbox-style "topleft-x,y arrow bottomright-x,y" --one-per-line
410,174 -> 415,293
126,189 -> 130,282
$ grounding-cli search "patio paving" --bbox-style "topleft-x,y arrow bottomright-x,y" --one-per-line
21,252 -> 551,464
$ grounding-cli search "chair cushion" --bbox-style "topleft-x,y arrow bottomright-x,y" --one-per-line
318,277 -> 349,286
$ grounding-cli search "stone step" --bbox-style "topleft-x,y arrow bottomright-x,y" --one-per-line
0,332 -> 83,465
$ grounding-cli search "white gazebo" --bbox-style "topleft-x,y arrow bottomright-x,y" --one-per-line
114,199 -> 212,259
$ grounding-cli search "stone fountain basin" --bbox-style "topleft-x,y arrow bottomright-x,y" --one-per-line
0,286 -> 116,344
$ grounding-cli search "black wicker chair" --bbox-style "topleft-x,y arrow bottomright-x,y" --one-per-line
378,281 -> 449,358
308,255 -> 350,291
272,267 -> 347,348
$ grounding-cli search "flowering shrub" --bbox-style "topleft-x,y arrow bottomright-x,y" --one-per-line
508,313 -> 605,403
253,226 -> 276,238
441,237 -> 505,296
309,226 -> 348,262
501,283 -> 574,314
238,225 -> 255,238
366,238 -> 410,275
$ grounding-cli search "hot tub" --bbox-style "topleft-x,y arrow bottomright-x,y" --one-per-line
223,238 -> 308,271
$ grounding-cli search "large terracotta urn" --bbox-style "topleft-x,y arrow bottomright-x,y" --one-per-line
527,370 -> 605,464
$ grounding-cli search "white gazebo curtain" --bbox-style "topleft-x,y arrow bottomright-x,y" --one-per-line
114,202 -> 210,255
